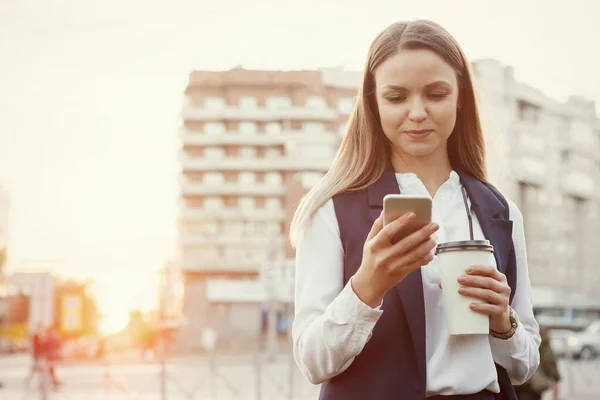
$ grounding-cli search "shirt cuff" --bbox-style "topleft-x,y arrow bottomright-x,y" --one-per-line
489,320 -> 529,362
328,277 -> 384,348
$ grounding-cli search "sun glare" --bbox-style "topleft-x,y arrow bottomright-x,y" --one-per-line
90,270 -> 159,336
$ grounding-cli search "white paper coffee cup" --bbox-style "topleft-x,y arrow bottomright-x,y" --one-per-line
435,240 -> 496,335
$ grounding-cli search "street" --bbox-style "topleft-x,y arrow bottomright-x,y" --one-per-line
0,352 -> 321,400
0,353 -> 598,400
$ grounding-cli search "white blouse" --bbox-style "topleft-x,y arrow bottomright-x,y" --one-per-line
292,171 -> 541,396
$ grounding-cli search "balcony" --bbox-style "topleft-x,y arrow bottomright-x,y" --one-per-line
182,105 -> 339,122
560,169 -> 595,199
179,153 -> 332,172
560,123 -> 600,161
513,126 -> 546,158
180,206 -> 285,221
205,279 -> 267,303
181,234 -> 287,247
512,119 -> 544,134
181,256 -> 262,274
511,156 -> 546,186
179,129 -> 340,147
181,181 -> 285,196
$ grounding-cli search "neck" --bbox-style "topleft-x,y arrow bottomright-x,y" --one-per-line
390,148 -> 453,197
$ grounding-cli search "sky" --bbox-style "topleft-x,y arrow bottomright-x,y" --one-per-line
0,0 -> 599,332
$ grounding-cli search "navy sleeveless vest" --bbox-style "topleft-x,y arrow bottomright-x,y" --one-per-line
322,165 -> 518,400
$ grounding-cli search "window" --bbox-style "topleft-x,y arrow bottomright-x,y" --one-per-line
239,121 -> 257,135
306,96 -> 327,109
337,97 -> 355,114
239,172 -> 255,184
204,97 -> 226,109
239,96 -> 257,109
204,147 -> 225,159
204,122 -> 226,136
204,172 -> 224,185
265,122 -> 282,135
517,100 -> 540,123
265,172 -> 282,185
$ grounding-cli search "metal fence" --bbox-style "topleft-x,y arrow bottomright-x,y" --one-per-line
16,350 -> 319,400
8,351 -> 600,400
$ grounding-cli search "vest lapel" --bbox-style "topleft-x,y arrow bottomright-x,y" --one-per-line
458,172 -> 513,276
367,163 -> 426,389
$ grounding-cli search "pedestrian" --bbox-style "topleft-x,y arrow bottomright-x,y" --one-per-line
24,323 -> 44,387
514,325 -> 561,400
43,325 -> 62,389
290,20 -> 541,400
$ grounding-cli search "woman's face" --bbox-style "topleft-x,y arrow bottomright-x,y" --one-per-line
374,48 -> 460,162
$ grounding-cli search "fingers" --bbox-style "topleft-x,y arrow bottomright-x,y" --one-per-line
372,212 -> 416,249
387,235 -> 437,274
468,302 -> 507,317
465,265 -> 506,282
458,274 -> 510,295
400,236 -> 436,266
457,267 -> 511,320
458,286 -> 505,305
390,221 -> 439,255
366,212 -> 384,242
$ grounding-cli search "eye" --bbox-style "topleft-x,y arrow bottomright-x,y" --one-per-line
385,96 -> 406,103
428,93 -> 448,100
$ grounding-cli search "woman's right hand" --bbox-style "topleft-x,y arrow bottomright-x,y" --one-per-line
352,211 -> 439,308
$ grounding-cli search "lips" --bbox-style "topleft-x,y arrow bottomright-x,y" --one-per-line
405,129 -> 433,139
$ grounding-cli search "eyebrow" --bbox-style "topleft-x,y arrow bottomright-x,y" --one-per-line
380,80 -> 452,91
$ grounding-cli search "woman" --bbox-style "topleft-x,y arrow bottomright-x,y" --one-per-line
290,20 -> 541,400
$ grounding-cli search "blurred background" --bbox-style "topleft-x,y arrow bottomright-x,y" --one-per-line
1,0 -> 599,399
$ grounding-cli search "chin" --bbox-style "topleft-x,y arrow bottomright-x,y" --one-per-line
398,144 -> 439,158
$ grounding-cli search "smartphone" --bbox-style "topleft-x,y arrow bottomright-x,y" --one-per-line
383,194 -> 432,243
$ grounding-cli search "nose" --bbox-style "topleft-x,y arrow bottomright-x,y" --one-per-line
408,98 -> 427,122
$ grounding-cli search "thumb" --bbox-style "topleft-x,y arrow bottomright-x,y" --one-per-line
366,211 -> 384,241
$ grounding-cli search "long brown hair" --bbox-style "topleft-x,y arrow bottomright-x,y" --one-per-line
289,20 -> 488,247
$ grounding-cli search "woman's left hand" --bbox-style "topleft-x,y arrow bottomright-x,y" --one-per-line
457,265 -> 512,333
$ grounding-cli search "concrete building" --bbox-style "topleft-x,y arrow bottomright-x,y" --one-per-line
177,67 -> 360,349
473,59 -> 600,323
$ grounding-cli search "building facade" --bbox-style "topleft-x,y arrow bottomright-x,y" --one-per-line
473,59 -> 600,325
177,67 -> 360,349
